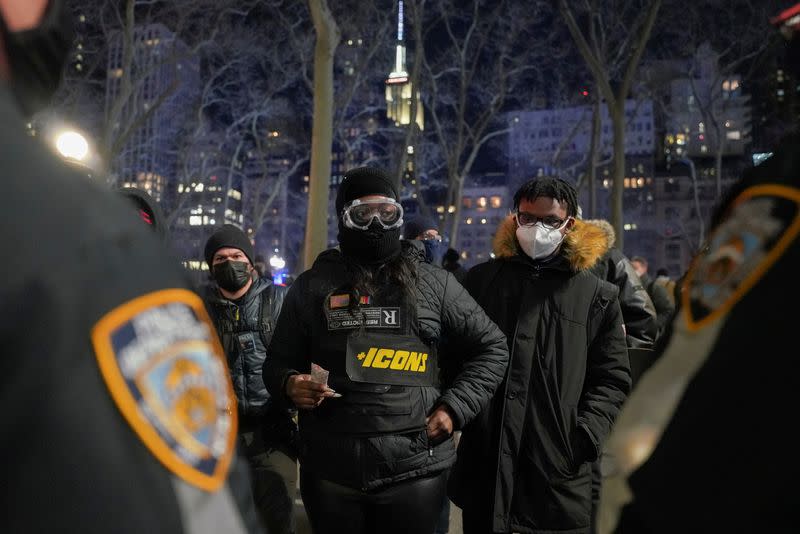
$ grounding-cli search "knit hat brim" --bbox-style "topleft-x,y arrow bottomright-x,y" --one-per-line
204,224 -> 255,267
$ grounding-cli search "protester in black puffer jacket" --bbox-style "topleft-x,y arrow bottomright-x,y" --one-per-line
586,219 -> 658,350
263,167 -> 509,534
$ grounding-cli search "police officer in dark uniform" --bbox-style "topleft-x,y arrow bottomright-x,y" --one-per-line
0,1 -> 259,532
599,7 -> 800,532
263,167 -> 509,534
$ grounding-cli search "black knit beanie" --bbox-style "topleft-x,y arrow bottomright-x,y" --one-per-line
204,224 -> 255,267
335,167 -> 402,264
403,216 -> 439,239
335,166 -> 399,215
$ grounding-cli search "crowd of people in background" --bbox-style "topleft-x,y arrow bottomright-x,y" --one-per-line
4,1 -> 799,534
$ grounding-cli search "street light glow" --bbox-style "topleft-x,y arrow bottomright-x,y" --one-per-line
269,254 -> 286,270
55,131 -> 90,161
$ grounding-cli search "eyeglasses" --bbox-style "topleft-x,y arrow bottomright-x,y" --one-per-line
513,211 -> 568,230
342,197 -> 404,230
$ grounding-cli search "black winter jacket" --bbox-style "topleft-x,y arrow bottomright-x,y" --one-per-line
585,220 -> 658,349
263,242 -> 509,491
205,277 -> 287,417
449,217 -> 631,534
639,272 -> 675,337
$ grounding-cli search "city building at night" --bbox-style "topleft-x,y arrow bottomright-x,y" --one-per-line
106,24 -> 200,202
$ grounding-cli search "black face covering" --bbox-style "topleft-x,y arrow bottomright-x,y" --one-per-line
212,260 -> 252,293
338,222 -> 402,265
0,0 -> 74,116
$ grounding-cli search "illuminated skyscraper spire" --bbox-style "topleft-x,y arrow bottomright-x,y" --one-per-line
385,0 -> 423,129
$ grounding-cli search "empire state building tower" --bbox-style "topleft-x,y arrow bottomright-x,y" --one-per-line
385,0 -> 424,130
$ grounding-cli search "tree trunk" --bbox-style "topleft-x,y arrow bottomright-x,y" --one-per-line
588,95 -> 601,218
447,172 -> 465,248
303,0 -> 340,269
611,103 -> 626,250
715,146 -> 723,199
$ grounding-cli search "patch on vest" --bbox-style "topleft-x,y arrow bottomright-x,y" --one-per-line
683,185 -> 800,331
91,288 -> 236,492
328,294 -> 371,309
326,306 -> 402,330
346,333 -> 437,386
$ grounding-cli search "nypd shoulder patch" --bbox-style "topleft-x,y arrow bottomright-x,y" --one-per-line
683,184 -> 800,331
91,288 -> 236,492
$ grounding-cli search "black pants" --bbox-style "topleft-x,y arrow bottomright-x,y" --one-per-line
461,505 -> 501,534
240,421 -> 297,534
300,469 -> 448,534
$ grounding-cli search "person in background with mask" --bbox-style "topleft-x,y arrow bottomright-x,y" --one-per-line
263,166 -> 509,534
403,215 -> 446,266
203,224 -> 296,534
449,177 -> 630,534
0,1 -> 260,532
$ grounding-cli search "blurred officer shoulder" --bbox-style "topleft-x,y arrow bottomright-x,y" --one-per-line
0,85 -> 256,533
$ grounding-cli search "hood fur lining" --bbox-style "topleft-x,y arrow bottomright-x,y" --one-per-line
491,215 -> 610,271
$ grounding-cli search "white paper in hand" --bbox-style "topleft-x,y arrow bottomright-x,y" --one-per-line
310,363 -> 329,385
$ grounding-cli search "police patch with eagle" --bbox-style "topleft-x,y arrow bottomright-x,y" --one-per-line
91,288 -> 237,492
683,184 -> 800,331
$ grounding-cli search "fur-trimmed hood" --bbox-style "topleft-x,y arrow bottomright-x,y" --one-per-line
582,219 -> 616,248
491,215 -> 611,271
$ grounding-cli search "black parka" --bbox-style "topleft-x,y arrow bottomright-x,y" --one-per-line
262,242 -> 509,491
586,219 -> 658,349
449,217 -> 631,534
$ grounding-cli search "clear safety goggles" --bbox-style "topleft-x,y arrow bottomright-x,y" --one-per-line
342,197 -> 404,231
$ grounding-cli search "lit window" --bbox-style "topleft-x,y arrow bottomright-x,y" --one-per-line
490,196 -> 502,209
436,206 -> 445,214
477,197 -> 487,208
189,216 -> 202,226
624,178 -> 631,188
448,205 -> 456,214
463,197 -> 472,208
195,183 -> 204,192
727,130 -> 741,140
466,218 -> 473,225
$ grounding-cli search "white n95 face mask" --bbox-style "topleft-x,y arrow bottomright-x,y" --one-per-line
516,222 -> 566,260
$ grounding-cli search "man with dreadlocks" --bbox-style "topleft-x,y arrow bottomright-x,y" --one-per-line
449,177 -> 631,533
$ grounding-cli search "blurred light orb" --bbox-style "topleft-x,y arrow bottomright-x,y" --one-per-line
55,131 -> 90,161
269,255 -> 286,270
